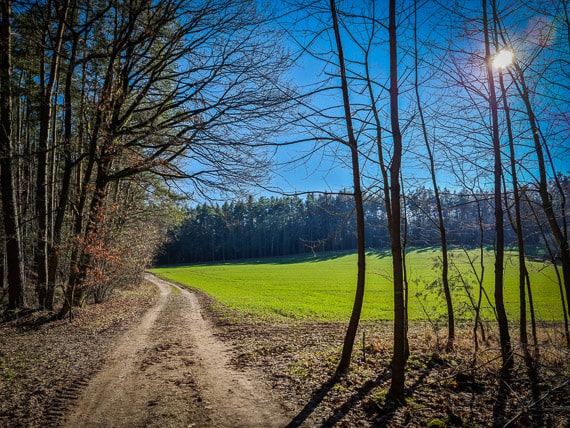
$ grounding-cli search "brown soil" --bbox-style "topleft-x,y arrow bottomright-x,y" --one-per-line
63,275 -> 290,427
1,276 -> 569,427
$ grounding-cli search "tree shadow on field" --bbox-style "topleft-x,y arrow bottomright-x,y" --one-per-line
366,249 -> 392,260
264,251 -> 352,265
285,370 -> 398,428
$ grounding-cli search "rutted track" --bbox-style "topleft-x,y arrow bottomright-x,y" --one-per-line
63,274 -> 290,427
45,377 -> 91,424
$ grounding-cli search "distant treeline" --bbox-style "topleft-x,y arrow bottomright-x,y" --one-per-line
157,183 -> 566,264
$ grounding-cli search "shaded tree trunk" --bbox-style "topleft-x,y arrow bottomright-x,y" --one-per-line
329,0 -> 366,375
482,0 -> 512,375
387,0 -> 407,400
413,0 -> 454,351
47,24 -> 79,311
0,0 -> 25,310
35,0 -> 70,310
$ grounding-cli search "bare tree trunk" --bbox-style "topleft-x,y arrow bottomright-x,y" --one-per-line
47,15 -> 79,312
472,197 -> 488,358
509,59 -> 570,323
497,67 -> 531,353
387,0 -> 407,401
60,159 -> 108,319
35,0 -> 70,310
60,27 -> 110,318
360,0 -> 409,377
328,0 -> 366,375
413,0 -> 454,352
525,192 -> 570,348
483,1 -> 512,425
482,0 -> 512,377
0,0 -> 25,310
400,174 -> 409,360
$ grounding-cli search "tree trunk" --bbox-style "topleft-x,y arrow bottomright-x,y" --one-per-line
511,62 -> 570,321
47,31 -> 78,310
35,0 -> 70,310
525,192 -> 570,347
413,0 -> 454,351
329,0 -> 366,375
0,0 -> 25,310
60,162 -> 108,319
497,66 -> 530,353
387,0 -> 407,401
483,0 -> 512,376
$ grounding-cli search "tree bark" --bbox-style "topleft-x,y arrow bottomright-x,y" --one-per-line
328,0 -> 366,375
482,0 -> 512,375
387,0 -> 407,401
0,0 -> 25,310
413,0 -> 454,352
47,29 -> 78,311
497,68 -> 532,353
510,61 -> 570,323
35,0 -> 70,310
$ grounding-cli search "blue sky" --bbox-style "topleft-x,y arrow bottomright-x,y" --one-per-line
257,0 -> 570,201
179,0 -> 569,204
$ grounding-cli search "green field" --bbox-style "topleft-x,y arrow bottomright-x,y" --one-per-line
151,248 -> 566,322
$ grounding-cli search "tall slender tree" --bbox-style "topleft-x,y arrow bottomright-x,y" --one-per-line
0,0 -> 25,310
508,55 -> 570,323
413,0 -> 454,352
35,0 -> 71,310
328,0 -> 367,375
495,56 -> 534,354
482,0 -> 512,376
386,0 -> 407,400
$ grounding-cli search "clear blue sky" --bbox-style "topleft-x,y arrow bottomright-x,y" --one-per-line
259,0 -> 570,200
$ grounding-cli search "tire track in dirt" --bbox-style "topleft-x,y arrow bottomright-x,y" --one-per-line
169,276 -> 290,428
63,277 -> 171,427
63,274 -> 290,427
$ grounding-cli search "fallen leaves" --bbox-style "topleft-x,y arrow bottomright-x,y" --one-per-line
0,281 -> 158,427
202,292 -> 570,427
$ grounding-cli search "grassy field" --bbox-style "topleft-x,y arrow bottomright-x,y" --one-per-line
151,248 -> 565,322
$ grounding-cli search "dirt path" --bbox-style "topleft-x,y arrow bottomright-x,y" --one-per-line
63,274 -> 291,427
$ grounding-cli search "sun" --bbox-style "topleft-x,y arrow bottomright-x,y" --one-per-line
492,49 -> 513,69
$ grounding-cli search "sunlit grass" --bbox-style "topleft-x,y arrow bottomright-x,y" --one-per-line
151,248 -> 565,322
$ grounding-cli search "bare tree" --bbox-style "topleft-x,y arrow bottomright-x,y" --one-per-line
508,55 -> 570,326
34,0 -> 71,310
58,0 -> 295,317
328,0 -> 367,375
482,0 -> 513,378
385,0 -> 407,400
413,0 -> 454,352
0,0 -> 25,310
1,0 -> 294,315
496,59 -> 535,355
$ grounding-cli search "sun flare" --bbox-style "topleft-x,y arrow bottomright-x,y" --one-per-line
492,49 -> 513,69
